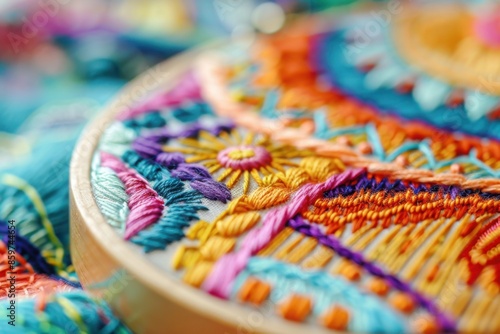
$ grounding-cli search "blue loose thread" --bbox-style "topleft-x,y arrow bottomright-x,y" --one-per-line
0,220 -> 54,275
0,291 -> 131,334
0,139 -> 76,266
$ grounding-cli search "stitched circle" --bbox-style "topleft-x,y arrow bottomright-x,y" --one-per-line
217,145 -> 272,170
88,6 -> 500,334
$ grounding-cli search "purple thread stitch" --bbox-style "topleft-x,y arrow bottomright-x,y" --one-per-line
288,216 -> 456,333
201,168 -> 366,299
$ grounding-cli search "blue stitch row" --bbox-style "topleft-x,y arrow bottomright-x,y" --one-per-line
123,111 -> 167,130
315,29 -> 500,140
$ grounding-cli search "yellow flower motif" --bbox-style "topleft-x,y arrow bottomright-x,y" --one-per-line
164,129 -> 310,194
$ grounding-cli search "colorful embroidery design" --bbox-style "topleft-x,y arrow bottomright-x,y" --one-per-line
91,4 -> 500,333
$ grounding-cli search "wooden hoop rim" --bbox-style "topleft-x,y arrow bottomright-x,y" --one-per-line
69,44 -> 336,334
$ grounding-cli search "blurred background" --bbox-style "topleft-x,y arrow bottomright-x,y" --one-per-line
0,1 -> 387,257
0,0 -> 492,166
0,0 -> 382,167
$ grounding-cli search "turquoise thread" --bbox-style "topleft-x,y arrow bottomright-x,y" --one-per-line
91,156 -> 129,230
232,257 -> 407,334
120,151 -> 208,252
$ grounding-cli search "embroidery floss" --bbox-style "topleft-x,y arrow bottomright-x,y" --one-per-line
73,3 -> 500,333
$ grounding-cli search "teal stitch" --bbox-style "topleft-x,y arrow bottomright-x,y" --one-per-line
314,113 -> 500,177
412,76 -> 452,112
172,102 -> 213,123
91,156 -> 129,230
365,61 -> 407,90
120,151 -> 208,252
122,150 -> 169,181
232,257 -> 407,334
464,91 -> 500,121
261,89 -> 281,119
132,203 -> 206,252
467,149 -> 498,177
313,110 -> 330,137
434,151 -> 498,179
434,156 -> 473,170
418,141 -> 437,169
317,125 -> 367,140
365,123 -> 385,159
123,111 -> 167,129
0,291 -> 131,334
385,142 -> 420,162
100,122 -> 137,157
281,109 -> 308,120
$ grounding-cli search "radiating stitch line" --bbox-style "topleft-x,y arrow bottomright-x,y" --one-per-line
287,216 -> 456,332
201,168 -> 366,298
196,37 -> 500,193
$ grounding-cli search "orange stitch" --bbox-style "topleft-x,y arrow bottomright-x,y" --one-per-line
340,263 -> 362,281
367,278 -> 390,296
390,292 -> 416,314
277,294 -> 312,322
238,277 -> 271,306
321,305 -> 350,331
412,315 -> 439,334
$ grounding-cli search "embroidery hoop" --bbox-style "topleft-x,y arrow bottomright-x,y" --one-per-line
69,44 -> 339,334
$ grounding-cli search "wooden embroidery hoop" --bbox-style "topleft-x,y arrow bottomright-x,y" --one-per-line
69,45 -> 336,334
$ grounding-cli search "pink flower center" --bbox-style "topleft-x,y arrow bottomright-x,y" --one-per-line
217,145 -> 272,170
